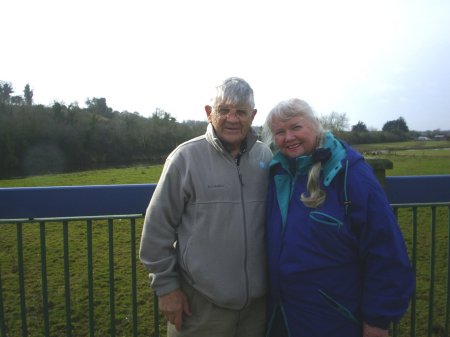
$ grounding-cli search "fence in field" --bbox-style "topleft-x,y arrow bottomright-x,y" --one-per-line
1,167 -> 450,336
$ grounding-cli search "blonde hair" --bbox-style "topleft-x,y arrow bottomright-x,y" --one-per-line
301,138 -> 325,208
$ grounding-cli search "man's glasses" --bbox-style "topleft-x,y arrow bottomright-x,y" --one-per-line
214,105 -> 254,119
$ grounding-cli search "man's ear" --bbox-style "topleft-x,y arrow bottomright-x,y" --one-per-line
205,105 -> 212,122
249,109 -> 257,122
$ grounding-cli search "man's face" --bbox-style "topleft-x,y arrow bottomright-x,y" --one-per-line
205,104 -> 256,153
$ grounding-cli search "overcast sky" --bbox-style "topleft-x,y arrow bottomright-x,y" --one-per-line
2,0 -> 450,131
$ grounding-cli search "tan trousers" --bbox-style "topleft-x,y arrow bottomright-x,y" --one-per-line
167,281 -> 266,337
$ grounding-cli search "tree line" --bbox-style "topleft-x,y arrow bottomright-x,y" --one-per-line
0,80 -> 441,178
319,111 -> 419,145
1,81 -> 33,106
0,81 -> 208,177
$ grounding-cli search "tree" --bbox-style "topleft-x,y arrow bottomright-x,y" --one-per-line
0,81 -> 14,104
10,95 -> 23,105
24,84 -> 33,106
320,111 -> 349,133
86,97 -> 113,117
151,107 -> 176,122
382,117 -> 409,133
351,121 -> 368,133
52,101 -> 65,120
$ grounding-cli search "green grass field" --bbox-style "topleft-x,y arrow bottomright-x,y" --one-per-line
0,165 -> 166,336
352,140 -> 450,176
0,164 -> 164,187
1,142 -> 450,336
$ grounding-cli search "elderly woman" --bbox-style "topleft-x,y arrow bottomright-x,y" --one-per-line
262,98 -> 414,337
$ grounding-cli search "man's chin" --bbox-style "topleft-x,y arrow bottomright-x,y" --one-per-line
221,131 -> 243,140
220,135 -> 245,149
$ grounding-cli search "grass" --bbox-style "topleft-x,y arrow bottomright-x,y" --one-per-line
354,141 -> 450,177
1,142 -> 450,336
394,205 -> 450,337
0,164 -> 164,187
353,140 -> 450,152
360,142 -> 450,336
0,165 -> 165,337
1,219 -> 156,337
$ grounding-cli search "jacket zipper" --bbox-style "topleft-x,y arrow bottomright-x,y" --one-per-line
236,153 -> 249,308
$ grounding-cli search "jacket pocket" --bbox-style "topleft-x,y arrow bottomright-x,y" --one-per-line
309,211 -> 343,228
318,289 -> 359,324
179,237 -> 195,284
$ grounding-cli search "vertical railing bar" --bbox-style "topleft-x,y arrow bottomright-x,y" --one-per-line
392,322 -> 398,337
428,206 -> 436,337
445,205 -> 450,336
130,218 -> 138,337
16,222 -> 28,337
410,207 -> 417,337
87,220 -> 94,337
108,218 -> 116,337
0,265 -> 7,337
39,221 -> 50,336
63,220 -> 72,337
153,293 -> 159,337
393,207 -> 399,337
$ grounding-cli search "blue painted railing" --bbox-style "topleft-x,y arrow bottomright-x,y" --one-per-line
0,184 -> 156,220
0,176 -> 449,220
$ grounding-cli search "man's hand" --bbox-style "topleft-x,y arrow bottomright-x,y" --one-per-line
363,322 -> 389,337
159,289 -> 192,331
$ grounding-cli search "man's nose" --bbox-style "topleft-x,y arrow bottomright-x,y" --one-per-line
225,110 -> 240,120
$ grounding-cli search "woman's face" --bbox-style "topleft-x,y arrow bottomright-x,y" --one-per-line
272,115 -> 318,158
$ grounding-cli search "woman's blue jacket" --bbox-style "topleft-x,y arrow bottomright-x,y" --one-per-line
265,135 -> 414,337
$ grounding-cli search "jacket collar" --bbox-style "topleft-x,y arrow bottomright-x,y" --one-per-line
205,123 -> 258,156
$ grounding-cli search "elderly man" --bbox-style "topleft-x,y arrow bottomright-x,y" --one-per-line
140,77 -> 272,337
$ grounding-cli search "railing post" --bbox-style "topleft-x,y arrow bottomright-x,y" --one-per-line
0,265 -> 6,337
365,158 -> 393,188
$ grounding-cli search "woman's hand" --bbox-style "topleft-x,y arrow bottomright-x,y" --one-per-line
363,322 -> 389,337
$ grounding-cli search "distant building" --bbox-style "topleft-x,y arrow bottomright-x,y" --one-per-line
417,136 -> 430,141
434,135 -> 447,141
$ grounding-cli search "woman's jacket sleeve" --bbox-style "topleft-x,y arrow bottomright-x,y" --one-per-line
350,165 -> 414,329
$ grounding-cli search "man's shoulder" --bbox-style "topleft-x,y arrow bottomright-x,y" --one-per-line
181,134 -> 207,148
254,139 -> 271,150
250,140 -> 273,158
167,134 -> 209,160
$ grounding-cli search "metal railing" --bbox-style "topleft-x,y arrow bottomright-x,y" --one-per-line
0,184 -> 158,337
0,216 -> 154,337
1,176 -> 450,337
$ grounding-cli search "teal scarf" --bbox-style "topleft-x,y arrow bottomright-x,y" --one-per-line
270,132 -> 347,226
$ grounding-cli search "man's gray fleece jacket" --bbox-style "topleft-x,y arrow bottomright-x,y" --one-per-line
139,124 -> 272,310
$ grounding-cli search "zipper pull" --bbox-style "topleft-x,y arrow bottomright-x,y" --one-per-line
235,151 -> 244,186
236,165 -> 244,186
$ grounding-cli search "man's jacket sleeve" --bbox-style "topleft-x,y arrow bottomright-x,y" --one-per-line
139,158 -> 185,296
